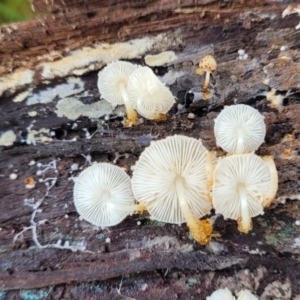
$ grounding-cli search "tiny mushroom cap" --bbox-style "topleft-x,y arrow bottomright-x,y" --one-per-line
127,66 -> 175,120
212,153 -> 272,233
74,163 -> 140,227
97,61 -> 138,127
237,290 -> 258,300
198,54 -> 217,92
132,135 -> 215,245
214,104 -> 266,154
206,288 -> 236,300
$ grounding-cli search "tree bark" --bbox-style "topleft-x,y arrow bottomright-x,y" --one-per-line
1,0 -> 300,299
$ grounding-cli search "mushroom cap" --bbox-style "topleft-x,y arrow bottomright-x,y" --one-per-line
97,61 -> 137,105
73,163 -> 135,227
214,104 -> 266,154
206,288 -> 236,300
131,135 -> 212,224
199,55 -> 217,72
127,66 -> 175,119
237,290 -> 258,300
212,153 -> 271,221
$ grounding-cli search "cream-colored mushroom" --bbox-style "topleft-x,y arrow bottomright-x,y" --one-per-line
237,290 -> 258,300
212,153 -> 273,233
206,288 -> 236,300
214,104 -> 266,154
127,66 -> 175,120
261,156 -> 278,207
97,61 -> 139,127
73,163 -> 144,227
197,55 -> 217,93
132,135 -> 215,245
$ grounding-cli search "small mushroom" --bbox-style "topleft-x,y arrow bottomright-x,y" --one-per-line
214,104 -> 266,154
206,288 -> 236,300
236,290 -> 258,300
132,135 -> 215,245
127,66 -> 175,120
97,61 -> 139,127
212,153 -> 274,233
261,156 -> 278,207
73,163 -> 145,227
197,55 -> 217,98
25,177 -> 35,189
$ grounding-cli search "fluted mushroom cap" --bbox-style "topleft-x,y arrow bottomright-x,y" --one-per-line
131,135 -> 212,224
127,66 -> 175,119
97,61 -> 137,105
237,290 -> 258,300
73,163 -> 135,227
212,153 -> 271,221
214,104 -> 266,154
206,288 -> 236,300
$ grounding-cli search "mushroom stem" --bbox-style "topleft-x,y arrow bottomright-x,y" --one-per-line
237,183 -> 252,233
202,71 -> 211,92
175,176 -> 212,245
119,83 -> 138,127
107,202 -> 146,213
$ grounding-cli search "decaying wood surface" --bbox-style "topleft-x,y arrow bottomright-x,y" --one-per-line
1,0 -> 300,299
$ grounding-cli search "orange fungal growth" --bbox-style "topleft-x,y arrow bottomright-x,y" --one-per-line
187,216 -> 213,245
25,177 -> 35,189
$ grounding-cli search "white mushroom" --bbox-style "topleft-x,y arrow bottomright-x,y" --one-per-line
97,61 -> 139,127
73,163 -> 144,227
237,290 -> 258,300
132,135 -> 215,245
127,66 -> 175,120
206,288 -> 236,300
261,156 -> 278,207
212,153 -> 272,233
214,104 -> 266,154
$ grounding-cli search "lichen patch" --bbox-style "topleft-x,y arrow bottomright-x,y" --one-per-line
26,77 -> 85,106
0,130 -> 16,146
158,70 -> 185,85
40,36 -> 160,79
55,98 -> 114,120
145,51 -> 177,66
0,69 -> 34,97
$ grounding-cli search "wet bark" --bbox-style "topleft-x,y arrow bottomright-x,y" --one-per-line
0,0 -> 300,299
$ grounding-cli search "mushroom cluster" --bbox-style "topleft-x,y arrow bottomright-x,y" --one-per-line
97,61 -> 175,127
207,288 -> 258,300
72,135 -> 216,245
72,105 -> 277,244
212,104 -> 278,233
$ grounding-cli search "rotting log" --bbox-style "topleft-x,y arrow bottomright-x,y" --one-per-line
1,0 -> 300,299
